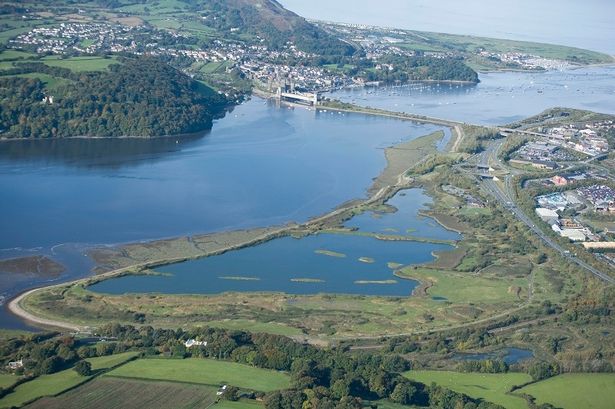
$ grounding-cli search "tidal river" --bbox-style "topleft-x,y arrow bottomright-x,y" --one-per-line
0,98 -> 447,327
2,65 -> 615,328
330,66 -> 615,125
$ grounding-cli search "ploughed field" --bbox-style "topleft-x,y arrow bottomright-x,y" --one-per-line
24,378 -> 219,409
0,352 -> 139,409
22,357 -> 287,409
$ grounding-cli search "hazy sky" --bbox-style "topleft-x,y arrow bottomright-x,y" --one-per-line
280,0 -> 615,54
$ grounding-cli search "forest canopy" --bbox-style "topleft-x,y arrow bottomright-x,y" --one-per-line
0,56 -> 228,138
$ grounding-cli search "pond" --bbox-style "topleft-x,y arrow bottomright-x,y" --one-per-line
454,347 -> 534,365
345,189 -> 461,241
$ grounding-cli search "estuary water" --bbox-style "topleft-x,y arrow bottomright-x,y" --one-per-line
0,98 -> 449,321
0,100 -> 445,252
2,62 -> 615,327
330,66 -> 615,125
345,189 -> 460,241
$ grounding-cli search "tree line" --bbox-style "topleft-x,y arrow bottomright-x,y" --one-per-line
363,55 -> 479,84
0,323 -> 508,409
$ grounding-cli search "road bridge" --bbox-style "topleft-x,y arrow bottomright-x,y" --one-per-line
277,91 -> 319,105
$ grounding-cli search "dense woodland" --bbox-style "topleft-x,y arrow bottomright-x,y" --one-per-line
364,55 -> 479,84
0,57 -> 227,138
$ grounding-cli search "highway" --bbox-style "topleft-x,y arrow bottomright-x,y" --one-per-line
470,139 -> 615,285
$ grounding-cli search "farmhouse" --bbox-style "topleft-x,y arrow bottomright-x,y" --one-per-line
7,359 -> 23,370
184,339 -> 207,348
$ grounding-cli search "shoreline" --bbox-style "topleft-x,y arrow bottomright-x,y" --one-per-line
8,287 -> 83,332
5,103 -> 466,332
418,210 -> 467,234
0,130 -> 211,142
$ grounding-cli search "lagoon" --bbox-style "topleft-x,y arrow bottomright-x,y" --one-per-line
89,233 -> 452,297
345,189 -> 461,241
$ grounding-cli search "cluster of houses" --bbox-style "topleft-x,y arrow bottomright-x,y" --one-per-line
325,22 -> 457,63
8,19 -> 350,93
478,51 -> 571,70
10,22 -> 142,54
543,121 -> 612,157
244,62 -> 349,92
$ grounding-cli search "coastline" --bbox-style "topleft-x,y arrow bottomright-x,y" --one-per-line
0,129 -> 213,142
8,287 -> 83,332
6,110 -> 464,331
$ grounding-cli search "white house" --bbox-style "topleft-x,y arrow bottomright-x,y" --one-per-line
184,339 -> 207,348
7,359 -> 23,370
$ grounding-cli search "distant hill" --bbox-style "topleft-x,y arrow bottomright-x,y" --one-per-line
185,0 -> 356,56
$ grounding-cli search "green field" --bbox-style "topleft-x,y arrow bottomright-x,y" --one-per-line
517,373 -> 615,409
0,352 -> 138,409
3,72 -> 70,89
0,369 -> 87,409
398,266 -> 527,304
204,319 -> 303,337
107,358 -> 290,392
0,50 -> 37,61
0,374 -> 18,389
41,56 -> 118,72
404,370 -> 532,409
88,352 -> 140,371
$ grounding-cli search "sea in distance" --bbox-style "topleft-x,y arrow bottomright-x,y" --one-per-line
281,0 -> 615,55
